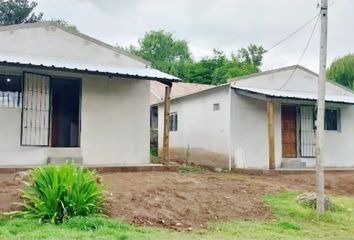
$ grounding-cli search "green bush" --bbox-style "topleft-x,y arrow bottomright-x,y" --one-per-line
18,163 -> 105,224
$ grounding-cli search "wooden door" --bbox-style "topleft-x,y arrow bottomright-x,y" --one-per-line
281,105 -> 297,158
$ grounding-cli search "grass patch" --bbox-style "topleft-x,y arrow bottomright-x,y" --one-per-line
178,165 -> 207,174
0,192 -> 353,239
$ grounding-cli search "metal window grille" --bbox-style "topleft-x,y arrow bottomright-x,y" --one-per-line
0,74 -> 22,108
300,106 -> 316,157
21,72 -> 51,146
169,112 -> 178,131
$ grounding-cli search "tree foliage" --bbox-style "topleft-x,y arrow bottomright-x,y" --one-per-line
0,0 -> 43,25
129,30 -> 265,85
327,54 -> 354,89
129,30 -> 191,74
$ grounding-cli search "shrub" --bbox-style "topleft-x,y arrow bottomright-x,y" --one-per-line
18,163 -> 105,224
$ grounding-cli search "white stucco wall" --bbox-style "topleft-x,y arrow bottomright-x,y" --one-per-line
230,91 -> 269,169
272,100 -> 354,168
158,86 -> 230,168
0,67 -> 150,166
81,75 -> 150,165
230,94 -> 354,170
0,24 -> 146,68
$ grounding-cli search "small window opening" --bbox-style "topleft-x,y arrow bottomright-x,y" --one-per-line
213,103 -> 220,111
313,108 -> 340,131
169,112 -> 178,132
0,74 -> 22,108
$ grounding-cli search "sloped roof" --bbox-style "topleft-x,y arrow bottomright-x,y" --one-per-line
0,22 -> 179,81
150,81 -> 214,105
231,65 -> 354,104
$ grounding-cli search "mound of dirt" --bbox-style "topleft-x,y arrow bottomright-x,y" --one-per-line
1,171 -> 354,230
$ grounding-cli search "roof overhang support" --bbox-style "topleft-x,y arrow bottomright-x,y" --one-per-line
159,81 -> 173,166
267,98 -> 275,170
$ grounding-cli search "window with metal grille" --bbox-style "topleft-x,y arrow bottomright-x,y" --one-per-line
313,108 -> 340,131
169,112 -> 178,132
0,74 -> 22,108
21,72 -> 51,146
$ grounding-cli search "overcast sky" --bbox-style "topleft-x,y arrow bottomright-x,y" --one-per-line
35,0 -> 353,72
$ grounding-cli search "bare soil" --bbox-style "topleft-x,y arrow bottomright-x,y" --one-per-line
1,171 -> 354,229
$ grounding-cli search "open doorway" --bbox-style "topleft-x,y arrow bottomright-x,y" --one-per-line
51,78 -> 81,147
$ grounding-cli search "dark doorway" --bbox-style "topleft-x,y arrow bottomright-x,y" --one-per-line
51,78 -> 81,147
281,105 -> 297,158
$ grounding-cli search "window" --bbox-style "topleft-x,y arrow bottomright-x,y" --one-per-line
150,106 -> 158,130
0,74 -> 22,108
313,108 -> 340,131
169,112 -> 178,131
325,109 -> 340,131
213,103 -> 220,111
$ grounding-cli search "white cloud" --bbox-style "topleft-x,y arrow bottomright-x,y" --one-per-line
35,0 -> 354,72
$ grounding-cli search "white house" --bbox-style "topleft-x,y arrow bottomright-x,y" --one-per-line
156,65 -> 354,170
0,22 -> 178,167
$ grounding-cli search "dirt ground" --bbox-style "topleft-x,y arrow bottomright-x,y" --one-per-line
0,170 -> 354,229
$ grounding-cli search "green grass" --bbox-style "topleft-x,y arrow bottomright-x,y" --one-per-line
177,165 -> 207,174
1,192 -> 353,239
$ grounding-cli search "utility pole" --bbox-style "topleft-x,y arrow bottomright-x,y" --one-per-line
316,0 -> 328,215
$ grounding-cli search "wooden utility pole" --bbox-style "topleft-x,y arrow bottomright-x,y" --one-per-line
267,100 -> 275,170
316,0 -> 328,215
162,85 -> 171,165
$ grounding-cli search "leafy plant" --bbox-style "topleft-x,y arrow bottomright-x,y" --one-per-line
18,163 -> 105,224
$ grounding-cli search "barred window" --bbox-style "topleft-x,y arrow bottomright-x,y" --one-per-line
169,112 -> 178,132
0,74 -> 22,108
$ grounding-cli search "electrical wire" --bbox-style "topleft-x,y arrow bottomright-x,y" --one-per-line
265,12 -> 320,53
274,13 -> 321,93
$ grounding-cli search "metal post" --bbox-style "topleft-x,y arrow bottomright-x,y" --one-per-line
316,0 -> 328,215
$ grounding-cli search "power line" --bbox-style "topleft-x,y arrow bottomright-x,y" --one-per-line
274,13 -> 321,93
265,12 -> 320,53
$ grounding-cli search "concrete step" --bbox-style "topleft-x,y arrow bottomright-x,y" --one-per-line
281,159 -> 306,169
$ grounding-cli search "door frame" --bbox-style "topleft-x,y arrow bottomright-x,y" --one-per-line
20,72 -> 82,148
281,104 -> 298,158
50,76 -> 82,148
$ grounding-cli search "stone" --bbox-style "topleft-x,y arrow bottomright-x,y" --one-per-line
297,192 -> 332,210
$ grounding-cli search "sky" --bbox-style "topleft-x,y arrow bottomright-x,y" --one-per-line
35,0 -> 354,72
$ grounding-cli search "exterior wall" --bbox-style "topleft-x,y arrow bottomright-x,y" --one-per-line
158,86 -> 230,168
81,76 -> 150,165
0,67 -> 150,166
230,91 -> 269,169
273,100 -> 354,168
0,24 -> 146,68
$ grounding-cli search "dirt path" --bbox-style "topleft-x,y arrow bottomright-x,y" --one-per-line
1,171 -> 353,229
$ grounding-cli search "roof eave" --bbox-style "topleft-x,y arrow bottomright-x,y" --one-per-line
0,61 -> 180,82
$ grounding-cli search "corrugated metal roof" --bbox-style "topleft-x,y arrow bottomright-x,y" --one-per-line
0,52 -> 180,81
233,86 -> 354,104
150,81 -> 214,104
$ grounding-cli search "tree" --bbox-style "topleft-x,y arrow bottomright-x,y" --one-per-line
327,54 -> 354,89
0,0 -> 43,25
180,48 -> 263,85
129,30 -> 192,74
238,44 -> 266,67
129,30 -> 265,85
